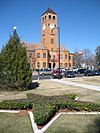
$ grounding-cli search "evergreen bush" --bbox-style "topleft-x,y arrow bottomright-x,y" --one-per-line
0,28 -> 32,90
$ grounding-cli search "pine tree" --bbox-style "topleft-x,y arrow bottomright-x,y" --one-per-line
0,28 -> 32,90
0,52 -> 4,87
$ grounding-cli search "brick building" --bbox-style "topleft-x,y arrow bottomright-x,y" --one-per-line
26,8 -> 74,70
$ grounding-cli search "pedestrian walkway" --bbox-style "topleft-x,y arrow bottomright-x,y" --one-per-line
51,79 -> 100,92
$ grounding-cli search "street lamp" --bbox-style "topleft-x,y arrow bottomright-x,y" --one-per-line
52,27 -> 60,70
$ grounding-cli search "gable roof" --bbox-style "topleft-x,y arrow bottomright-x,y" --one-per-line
42,8 -> 56,16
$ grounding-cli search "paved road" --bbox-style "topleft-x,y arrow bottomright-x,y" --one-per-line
32,73 -> 84,80
51,79 -> 100,92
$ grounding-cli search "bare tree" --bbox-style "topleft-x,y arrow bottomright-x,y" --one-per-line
73,50 -> 83,68
82,49 -> 95,68
95,46 -> 100,63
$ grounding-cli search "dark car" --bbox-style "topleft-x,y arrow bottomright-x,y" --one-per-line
77,68 -> 86,74
84,70 -> 94,76
94,70 -> 100,76
51,69 -> 62,79
65,70 -> 75,78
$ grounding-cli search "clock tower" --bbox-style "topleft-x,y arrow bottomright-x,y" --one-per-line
41,8 -> 58,51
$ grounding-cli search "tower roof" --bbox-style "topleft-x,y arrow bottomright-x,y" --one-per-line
42,8 -> 56,16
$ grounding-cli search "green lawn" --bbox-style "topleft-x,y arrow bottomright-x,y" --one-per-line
0,113 -> 32,133
0,77 -> 100,104
45,114 -> 100,133
64,76 -> 100,86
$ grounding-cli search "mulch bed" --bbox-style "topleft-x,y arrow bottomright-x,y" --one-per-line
19,109 -> 32,116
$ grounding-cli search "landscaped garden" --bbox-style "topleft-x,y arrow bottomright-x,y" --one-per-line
0,77 -> 100,132
0,92 -> 100,127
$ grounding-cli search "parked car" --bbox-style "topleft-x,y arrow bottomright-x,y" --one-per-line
38,69 -> 52,75
94,70 -> 100,76
77,68 -> 86,74
84,70 -> 95,76
65,70 -> 75,78
51,69 -> 63,79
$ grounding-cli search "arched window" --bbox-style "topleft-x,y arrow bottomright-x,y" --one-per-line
45,16 -> 46,19
50,38 -> 54,44
51,48 -> 53,51
42,17 -> 44,21
65,63 -> 67,67
53,16 -> 55,20
65,54 -> 67,59
48,15 -> 51,19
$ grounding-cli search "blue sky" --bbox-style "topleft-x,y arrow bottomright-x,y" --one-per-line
0,0 -> 100,53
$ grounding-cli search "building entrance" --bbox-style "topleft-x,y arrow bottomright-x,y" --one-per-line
49,63 -> 51,69
53,63 -> 55,68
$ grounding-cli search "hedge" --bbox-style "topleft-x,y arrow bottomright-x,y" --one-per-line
0,99 -> 33,110
31,93 -> 100,126
1,93 -> 100,126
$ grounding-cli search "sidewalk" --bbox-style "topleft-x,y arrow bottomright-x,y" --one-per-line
51,79 -> 100,92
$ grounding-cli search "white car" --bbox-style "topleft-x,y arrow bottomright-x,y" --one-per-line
38,70 -> 52,75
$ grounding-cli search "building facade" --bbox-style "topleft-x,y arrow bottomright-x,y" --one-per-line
27,8 -> 74,70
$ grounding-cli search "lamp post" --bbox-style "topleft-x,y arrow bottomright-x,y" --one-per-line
52,27 -> 61,78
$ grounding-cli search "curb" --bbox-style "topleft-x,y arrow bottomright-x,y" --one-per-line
28,111 -> 100,133
0,110 -> 20,113
1,110 -> 100,133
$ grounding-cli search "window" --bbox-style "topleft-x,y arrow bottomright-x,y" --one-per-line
42,17 -> 44,21
65,54 -> 67,59
65,63 -> 67,67
43,53 -> 46,58
60,54 -> 63,59
45,16 -> 46,19
53,16 -> 55,20
51,48 -> 53,51
69,63 -> 71,67
37,62 -> 40,68
48,23 -> 50,27
69,56 -> 71,60
50,38 -> 54,44
48,15 -> 51,19
43,62 -> 46,67
51,54 -> 53,59
37,53 -> 40,58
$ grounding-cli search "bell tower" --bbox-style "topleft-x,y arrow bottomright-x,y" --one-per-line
41,8 -> 58,51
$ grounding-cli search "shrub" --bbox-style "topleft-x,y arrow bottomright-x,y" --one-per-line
33,101 -> 57,125
31,93 -> 100,126
0,99 -> 33,110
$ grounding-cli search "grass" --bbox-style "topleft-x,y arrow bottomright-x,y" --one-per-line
0,113 -> 32,133
0,77 -> 100,104
45,114 -> 100,133
0,77 -> 100,132
64,76 -> 100,86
